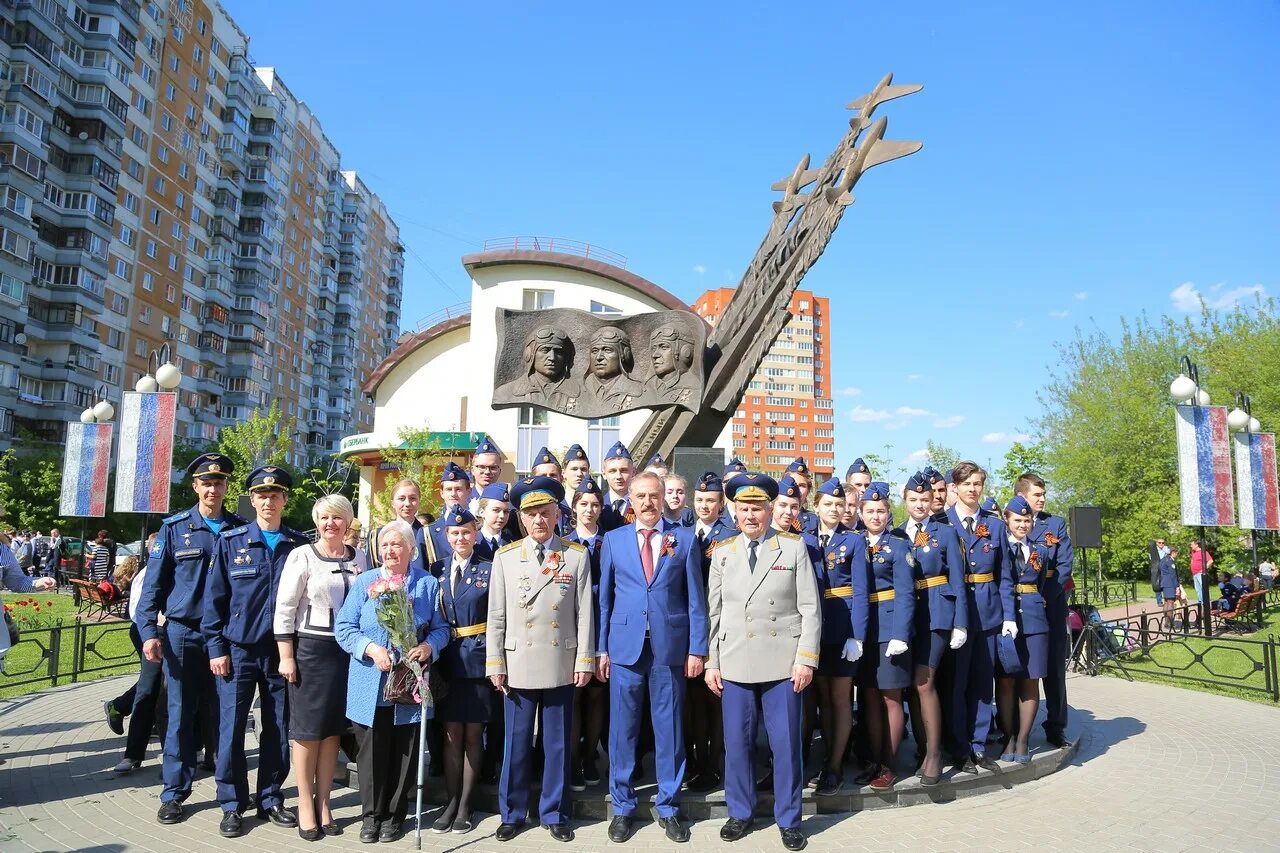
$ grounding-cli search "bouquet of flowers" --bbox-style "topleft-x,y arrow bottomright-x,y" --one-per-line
367,575 -> 431,709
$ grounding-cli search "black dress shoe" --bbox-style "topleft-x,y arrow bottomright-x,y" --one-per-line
608,815 -> 634,843
496,821 -> 526,842
851,764 -> 880,786
973,752 -> 1000,772
321,822 -> 342,836
660,814 -> 691,843
547,822 -> 574,842
104,700 -> 124,735
219,811 -> 243,838
956,757 -> 978,774
358,817 -> 380,843
1045,731 -> 1070,749
257,804 -> 299,827
298,825 -> 323,841
781,827 -> 807,851
378,820 -> 402,842
720,817 -> 753,842
156,801 -> 183,825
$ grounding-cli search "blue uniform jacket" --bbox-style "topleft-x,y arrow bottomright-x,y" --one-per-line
1031,512 -> 1073,605
598,521 -> 709,667
202,521 -> 306,657
1007,539 -> 1050,636
800,510 -> 819,536
1156,555 -> 1178,595
677,507 -> 696,527
335,567 -> 450,727
861,531 -> 915,644
137,505 -> 245,641
600,496 -> 633,532
805,523 -> 867,648
899,518 -> 967,633
692,518 -> 738,587
565,528 -> 605,601
437,557 -> 493,680
473,529 -> 513,564
947,507 -> 1013,632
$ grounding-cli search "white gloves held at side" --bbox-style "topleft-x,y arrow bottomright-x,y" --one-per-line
885,639 -> 909,658
841,638 -> 863,662
1001,621 -> 1019,639
949,626 -> 968,649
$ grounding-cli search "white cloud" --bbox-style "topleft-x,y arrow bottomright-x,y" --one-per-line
849,406 -> 891,423
895,405 -> 933,418
906,373 -> 923,382
934,414 -> 965,429
906,448 -> 929,461
693,264 -> 707,274
1170,281 -> 1266,313
1073,291 -> 1089,301
835,386 -> 863,398
1049,310 -> 1070,319
982,431 -> 1031,444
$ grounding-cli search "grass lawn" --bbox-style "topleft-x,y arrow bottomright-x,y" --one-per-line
1,591 -> 138,700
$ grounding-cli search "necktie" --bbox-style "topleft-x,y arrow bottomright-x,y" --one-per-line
535,543 -> 545,567
910,523 -> 920,543
640,528 -> 656,584
613,499 -> 624,515
819,533 -> 830,551
489,537 -> 498,553
453,565 -> 463,598
696,529 -> 707,550
964,517 -> 975,536
748,540 -> 759,573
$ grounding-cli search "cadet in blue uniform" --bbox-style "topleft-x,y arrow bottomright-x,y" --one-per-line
600,441 -> 636,531
980,496 -> 999,515
719,458 -> 747,528
565,478 -> 608,790
996,496 -> 1048,764
137,453 -> 244,825
369,477 -> 430,574
784,458 -> 820,536
1016,472 -> 1074,749
561,444 -> 592,493
203,466 -> 307,837
946,461 -> 1013,773
851,482 -> 914,792
807,477 -> 867,795
432,508 -> 494,835
426,462 -> 473,564
474,482 -> 513,563
644,452 -> 669,475
844,458 -> 872,532
531,446 -> 575,535
898,472 -> 967,785
468,435 -> 505,515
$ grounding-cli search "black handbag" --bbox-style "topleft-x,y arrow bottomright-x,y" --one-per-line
3,608 -> 19,645
382,661 -> 420,705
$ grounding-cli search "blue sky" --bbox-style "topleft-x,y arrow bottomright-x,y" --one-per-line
227,1 -> 1278,474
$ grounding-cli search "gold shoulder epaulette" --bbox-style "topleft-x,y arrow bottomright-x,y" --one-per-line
776,531 -> 800,540
496,541 -> 522,555
710,537 -> 735,551
564,540 -> 587,552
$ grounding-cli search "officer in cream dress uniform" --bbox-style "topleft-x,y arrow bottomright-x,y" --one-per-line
705,473 -> 821,853
485,476 -> 594,844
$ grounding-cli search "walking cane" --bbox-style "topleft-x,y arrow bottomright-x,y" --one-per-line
414,667 -> 429,850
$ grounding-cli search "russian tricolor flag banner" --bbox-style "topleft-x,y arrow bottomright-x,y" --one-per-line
114,392 -> 178,514
59,422 -> 113,517
1234,432 -> 1280,530
1175,404 -> 1235,527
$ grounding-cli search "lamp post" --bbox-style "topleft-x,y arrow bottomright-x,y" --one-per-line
76,384 -> 114,581
1170,356 -> 1213,636
1228,392 -> 1262,574
135,343 -> 183,393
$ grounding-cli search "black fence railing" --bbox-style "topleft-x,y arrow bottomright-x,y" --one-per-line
1076,579 -> 1139,607
1072,601 -> 1279,703
0,618 -> 138,694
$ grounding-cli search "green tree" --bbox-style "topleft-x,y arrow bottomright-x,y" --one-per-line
369,426 -> 453,524
0,444 -> 66,532
285,454 -> 359,531
215,401 -> 296,504
993,440 -> 1051,508
924,440 -> 962,478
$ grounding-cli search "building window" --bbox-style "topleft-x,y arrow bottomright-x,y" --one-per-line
516,405 -> 550,473
521,289 -> 553,311
590,301 -> 622,316
587,416 -> 621,466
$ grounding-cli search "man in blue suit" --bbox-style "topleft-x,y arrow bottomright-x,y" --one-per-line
426,462 -> 472,564
1016,472 -> 1074,749
597,471 -> 708,844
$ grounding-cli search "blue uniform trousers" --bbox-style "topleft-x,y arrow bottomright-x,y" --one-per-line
950,621 -> 997,757
608,640 -> 686,818
214,640 -> 288,813
1042,596 -> 1069,736
499,684 -> 573,825
722,678 -> 803,830
159,619 -> 219,804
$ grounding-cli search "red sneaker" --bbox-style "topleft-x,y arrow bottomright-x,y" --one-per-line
868,767 -> 896,791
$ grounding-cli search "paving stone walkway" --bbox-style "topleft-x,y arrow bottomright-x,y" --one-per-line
2,671 -> 1278,852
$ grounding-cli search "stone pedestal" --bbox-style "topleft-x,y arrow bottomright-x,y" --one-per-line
670,447 -> 726,481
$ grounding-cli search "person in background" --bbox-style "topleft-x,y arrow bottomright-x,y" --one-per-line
1,526 -> 58,672
274,494 -> 365,840
1257,557 -> 1275,590
468,436 -> 505,514
995,497 -> 1047,765
473,483 -> 512,564
370,479 -> 428,575
44,527 -> 66,582
562,444 -> 592,494
565,478 -> 607,791
336,518 -> 449,844
1189,540 -> 1213,605
104,541 -> 166,777
662,474 -> 689,526
89,530 -> 116,582
600,441 -> 636,531
425,463 -> 474,563
1215,570 -> 1243,613
784,458 -> 818,535
1157,547 -> 1180,626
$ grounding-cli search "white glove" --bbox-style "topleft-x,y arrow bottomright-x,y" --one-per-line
1001,621 -> 1018,639
841,638 -> 863,662
949,626 -> 968,650
885,639 -> 909,657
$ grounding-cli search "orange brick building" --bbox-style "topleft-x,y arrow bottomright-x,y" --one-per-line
692,288 -> 834,481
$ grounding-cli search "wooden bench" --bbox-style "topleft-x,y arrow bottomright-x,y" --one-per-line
1214,590 -> 1266,634
67,578 -> 129,622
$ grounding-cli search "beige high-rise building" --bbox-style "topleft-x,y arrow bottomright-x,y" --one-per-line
0,0 -> 403,462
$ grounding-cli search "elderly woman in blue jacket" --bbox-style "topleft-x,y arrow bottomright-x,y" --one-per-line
336,518 -> 449,844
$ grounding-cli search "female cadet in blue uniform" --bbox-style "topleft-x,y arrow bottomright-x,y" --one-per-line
807,477 -> 867,796
853,481 -> 914,792
474,483 -> 512,564
432,508 -> 492,835
996,496 -> 1048,764
203,466 -> 308,838
565,478 -> 608,790
898,472 -> 967,785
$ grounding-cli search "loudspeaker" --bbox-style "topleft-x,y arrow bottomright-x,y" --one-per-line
1069,506 -> 1102,549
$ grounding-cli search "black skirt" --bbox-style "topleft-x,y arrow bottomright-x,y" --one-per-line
436,677 -> 497,723
290,635 -> 349,740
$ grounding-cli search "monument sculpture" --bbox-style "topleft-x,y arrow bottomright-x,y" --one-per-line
490,73 -> 922,458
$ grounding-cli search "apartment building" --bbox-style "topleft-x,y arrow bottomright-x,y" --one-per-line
0,0 -> 403,462
692,287 -> 834,480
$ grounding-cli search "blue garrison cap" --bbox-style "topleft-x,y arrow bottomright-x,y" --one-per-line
646,453 -> 667,468
603,441 -> 632,462
574,478 -> 603,498
1004,495 -> 1033,517
723,457 -> 747,477
531,446 -> 560,469
785,457 -> 810,475
444,507 -> 477,527
480,482 -> 510,503
441,461 -> 471,484
696,473 -> 724,494
562,443 -> 590,466
778,475 -> 802,500
904,471 -> 931,495
860,481 -> 891,503
846,457 -> 871,478
474,435 -> 502,456
980,496 -> 1000,514
815,477 -> 845,499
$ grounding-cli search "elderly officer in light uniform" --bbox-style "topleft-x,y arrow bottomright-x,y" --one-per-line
705,472 -> 821,853
486,476 -> 594,844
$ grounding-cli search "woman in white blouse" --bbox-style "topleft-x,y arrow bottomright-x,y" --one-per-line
274,494 -> 368,839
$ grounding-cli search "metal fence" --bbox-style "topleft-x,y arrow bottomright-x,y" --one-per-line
1073,598 -> 1280,702
1,618 -> 138,694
